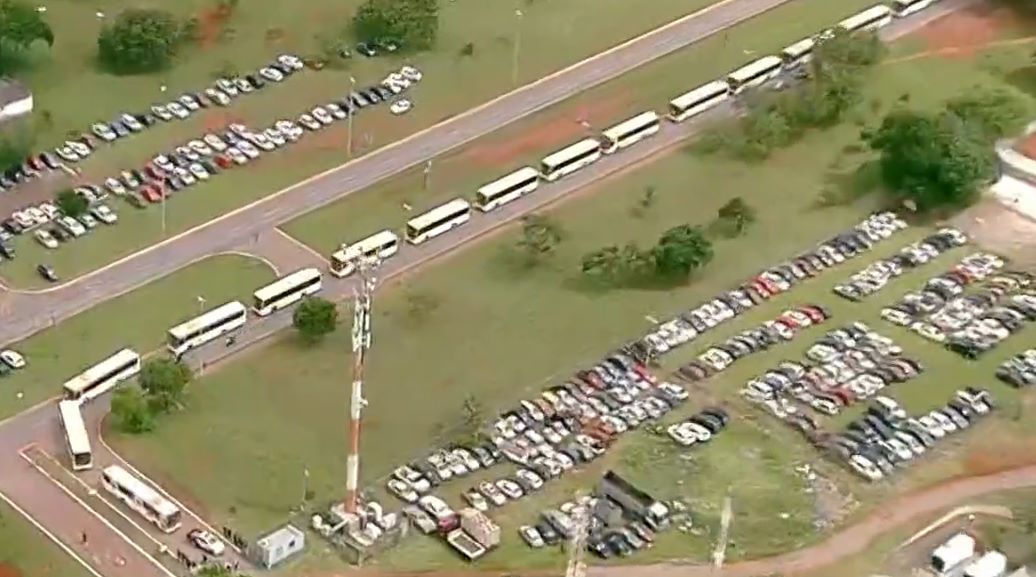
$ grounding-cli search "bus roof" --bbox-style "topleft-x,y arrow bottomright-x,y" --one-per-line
407,198 -> 470,230
253,268 -> 321,302
102,465 -> 180,518
728,55 -> 783,83
168,301 -> 246,340
58,400 -> 91,453
781,36 -> 815,59
838,4 -> 891,30
541,138 -> 601,168
477,166 -> 539,196
601,111 -> 659,141
670,80 -> 730,109
63,349 -> 140,394
337,229 -> 398,254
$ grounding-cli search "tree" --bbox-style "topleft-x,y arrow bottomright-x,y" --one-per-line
946,88 -> 1028,141
0,0 -> 53,70
110,387 -> 154,434
0,130 -> 31,171
580,245 -> 623,279
97,8 -> 182,74
139,358 -> 192,414
353,0 -> 439,50
651,224 -> 714,278
516,213 -> 562,264
55,189 -> 87,218
292,296 -> 338,342
865,108 -> 996,212
716,197 -> 756,236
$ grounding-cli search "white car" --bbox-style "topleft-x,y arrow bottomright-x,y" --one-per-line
326,103 -> 347,120
175,167 -> 196,186
277,53 -> 305,71
204,88 -> 231,106
225,147 -> 249,165
153,154 -> 175,172
35,229 -> 58,249
262,128 -> 286,147
400,65 -> 423,82
103,177 -> 126,195
462,490 -> 489,512
259,67 -> 284,82
477,481 -> 507,506
188,140 -> 213,156
78,214 -> 98,229
298,114 -> 321,130
167,102 -> 190,119
496,479 -> 524,500
0,350 -> 25,369
390,99 -> 413,115
849,454 -> 883,481
203,134 -> 228,152
233,77 -> 254,93
515,468 -> 544,491
417,495 -> 454,522
178,95 -> 201,111
386,479 -> 418,503
519,525 -> 544,548
91,205 -> 118,224
187,529 -> 225,556
55,145 -> 79,162
91,123 -> 117,141
150,104 -> 173,121
275,120 -> 303,141
312,106 -> 334,125
215,78 -> 239,96
237,142 -> 261,159
188,163 -> 210,181
248,133 -> 275,151
120,113 -> 144,132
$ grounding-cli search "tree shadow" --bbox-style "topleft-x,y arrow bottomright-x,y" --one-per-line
560,270 -> 689,296
1004,67 -> 1036,100
484,244 -> 564,283
812,159 -> 882,209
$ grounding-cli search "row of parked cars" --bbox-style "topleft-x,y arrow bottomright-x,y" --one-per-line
997,349 -> 1036,388
881,254 -> 1034,357
822,389 -> 995,482
833,228 -> 968,301
387,354 -> 688,534
519,495 -> 660,559
636,212 -> 908,359
674,304 -> 830,383
742,323 -> 921,428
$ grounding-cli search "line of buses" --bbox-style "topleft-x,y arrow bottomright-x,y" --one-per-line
48,0 -> 939,532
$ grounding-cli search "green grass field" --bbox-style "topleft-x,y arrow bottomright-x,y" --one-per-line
0,0 -> 721,288
0,254 -> 274,420
0,500 -> 94,577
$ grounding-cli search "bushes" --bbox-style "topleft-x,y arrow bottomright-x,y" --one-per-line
97,9 -> 184,74
352,0 -> 439,51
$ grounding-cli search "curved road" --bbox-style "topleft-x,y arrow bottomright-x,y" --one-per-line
0,0 -> 803,348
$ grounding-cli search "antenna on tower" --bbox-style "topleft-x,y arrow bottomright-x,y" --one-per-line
345,255 -> 380,514
712,490 -> 733,571
565,494 -> 592,577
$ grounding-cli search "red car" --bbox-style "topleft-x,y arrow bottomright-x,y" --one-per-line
214,154 -> 233,169
140,184 -> 163,203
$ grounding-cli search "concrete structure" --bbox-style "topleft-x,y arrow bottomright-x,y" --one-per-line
252,524 -> 305,569
994,122 -> 1036,221
0,78 -> 31,123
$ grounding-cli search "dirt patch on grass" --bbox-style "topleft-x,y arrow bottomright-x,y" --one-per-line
1016,131 -> 1036,161
911,4 -> 1018,59
461,93 -> 631,169
953,198 -> 1036,270
195,5 -> 235,49
0,565 -> 23,577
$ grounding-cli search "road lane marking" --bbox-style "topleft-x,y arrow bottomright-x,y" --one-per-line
271,227 -> 331,266
0,488 -> 105,577
18,448 -> 178,577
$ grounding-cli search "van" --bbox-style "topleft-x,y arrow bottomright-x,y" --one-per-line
931,533 -> 975,574
963,551 -> 1007,577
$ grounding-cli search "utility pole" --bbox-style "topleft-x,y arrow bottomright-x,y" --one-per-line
713,491 -> 733,571
345,256 -> 378,514
512,9 -> 524,85
422,160 -> 433,191
347,76 -> 357,158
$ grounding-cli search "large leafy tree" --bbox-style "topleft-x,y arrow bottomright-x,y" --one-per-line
55,189 -> 87,218
353,0 -> 439,50
97,8 -> 181,74
0,0 -> 53,69
139,357 -> 192,414
716,197 -> 756,236
293,296 -> 338,343
110,387 -> 154,434
865,109 -> 996,212
945,88 -> 1028,141
651,224 -> 714,278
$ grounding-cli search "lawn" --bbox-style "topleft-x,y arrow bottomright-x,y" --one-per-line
0,0 -> 724,288
81,10 -> 1036,572
0,254 -> 273,420
0,500 -> 95,577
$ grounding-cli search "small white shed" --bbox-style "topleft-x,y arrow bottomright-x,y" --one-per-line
253,524 -> 305,569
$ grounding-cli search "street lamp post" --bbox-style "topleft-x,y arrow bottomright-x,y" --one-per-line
347,76 -> 356,157
512,9 -> 523,85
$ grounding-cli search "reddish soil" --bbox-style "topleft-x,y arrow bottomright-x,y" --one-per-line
195,5 -> 234,49
461,93 -> 631,168
0,565 -> 22,577
912,5 -> 1017,59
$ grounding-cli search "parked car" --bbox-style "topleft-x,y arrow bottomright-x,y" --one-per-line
187,529 -> 225,556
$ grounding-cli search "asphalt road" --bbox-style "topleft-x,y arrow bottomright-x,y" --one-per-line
0,3 -> 971,577
0,0 -> 803,348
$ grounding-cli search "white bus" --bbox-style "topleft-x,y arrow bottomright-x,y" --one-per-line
539,138 -> 602,182
667,80 -> 731,122
475,166 -> 540,212
405,198 -> 471,244
726,55 -> 784,94
838,4 -> 893,33
58,400 -> 92,471
167,301 -> 247,356
330,229 -> 400,277
892,0 -> 937,17
100,465 -> 182,533
600,111 -> 661,154
63,348 -> 141,402
781,36 -> 816,67
252,268 -> 322,316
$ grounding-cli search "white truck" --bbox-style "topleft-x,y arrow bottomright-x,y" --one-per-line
931,532 -> 976,574
446,508 -> 500,561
